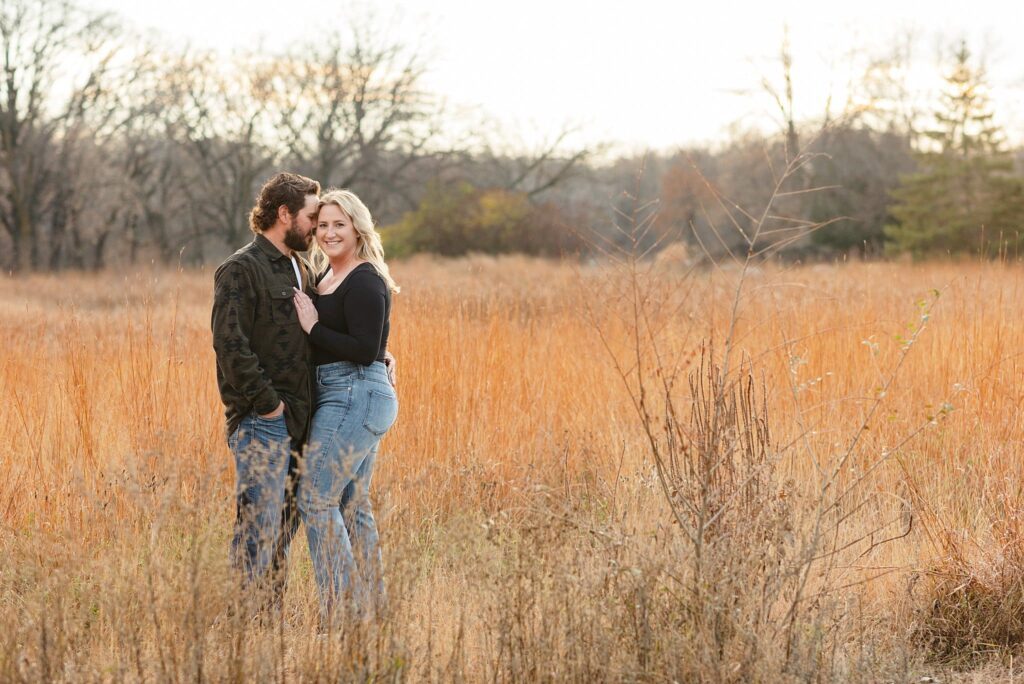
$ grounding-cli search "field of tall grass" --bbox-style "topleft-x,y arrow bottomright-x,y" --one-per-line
3,254 -> 1024,681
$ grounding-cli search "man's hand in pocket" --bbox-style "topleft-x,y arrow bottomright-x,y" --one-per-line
259,401 -> 285,419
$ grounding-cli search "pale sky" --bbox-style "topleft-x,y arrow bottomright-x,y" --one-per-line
83,0 -> 1024,153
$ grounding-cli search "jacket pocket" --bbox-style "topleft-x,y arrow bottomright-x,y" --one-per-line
267,286 -> 296,324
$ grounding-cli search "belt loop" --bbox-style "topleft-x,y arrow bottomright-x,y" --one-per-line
357,364 -> 365,380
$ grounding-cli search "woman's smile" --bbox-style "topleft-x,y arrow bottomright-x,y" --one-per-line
316,204 -> 359,259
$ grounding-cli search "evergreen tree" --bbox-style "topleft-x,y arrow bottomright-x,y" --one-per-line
884,42 -> 1024,256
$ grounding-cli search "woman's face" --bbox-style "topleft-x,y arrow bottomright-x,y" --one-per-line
316,204 -> 358,260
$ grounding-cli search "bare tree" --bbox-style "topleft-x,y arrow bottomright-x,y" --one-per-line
162,51 -> 278,254
849,29 -> 924,138
478,124 -> 595,200
0,0 -> 120,271
97,46 -> 197,265
48,31 -> 156,269
269,23 -> 446,216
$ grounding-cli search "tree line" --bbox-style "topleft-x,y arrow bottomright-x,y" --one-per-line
0,0 -> 594,271
1,0 -> 1021,272
596,40 -> 1023,262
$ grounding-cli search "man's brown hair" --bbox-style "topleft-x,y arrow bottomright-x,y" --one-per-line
249,172 -> 321,234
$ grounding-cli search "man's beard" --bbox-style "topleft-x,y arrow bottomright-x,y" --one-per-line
283,217 -> 311,252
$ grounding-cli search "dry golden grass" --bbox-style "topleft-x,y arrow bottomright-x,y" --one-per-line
2,255 -> 1024,681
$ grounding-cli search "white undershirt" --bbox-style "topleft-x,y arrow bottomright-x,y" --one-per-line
290,256 -> 302,289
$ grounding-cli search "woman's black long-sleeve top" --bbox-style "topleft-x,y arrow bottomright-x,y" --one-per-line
309,263 -> 391,366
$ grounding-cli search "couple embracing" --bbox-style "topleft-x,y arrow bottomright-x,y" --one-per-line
211,172 -> 398,625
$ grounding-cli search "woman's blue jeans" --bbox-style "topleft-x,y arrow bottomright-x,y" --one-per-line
299,361 -> 398,620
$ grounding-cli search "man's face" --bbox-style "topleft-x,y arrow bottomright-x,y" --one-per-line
283,194 -> 320,252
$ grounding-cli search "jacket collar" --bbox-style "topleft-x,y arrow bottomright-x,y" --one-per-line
254,232 -> 290,261
254,233 -> 313,289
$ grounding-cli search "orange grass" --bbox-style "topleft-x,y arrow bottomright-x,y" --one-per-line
1,255 -> 1023,679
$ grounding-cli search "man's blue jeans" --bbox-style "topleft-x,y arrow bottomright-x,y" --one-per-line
228,411 -> 294,599
299,361 -> 398,621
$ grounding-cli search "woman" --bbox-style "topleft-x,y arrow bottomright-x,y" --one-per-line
292,189 -> 399,622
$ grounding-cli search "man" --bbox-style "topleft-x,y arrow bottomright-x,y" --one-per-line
211,172 -> 320,607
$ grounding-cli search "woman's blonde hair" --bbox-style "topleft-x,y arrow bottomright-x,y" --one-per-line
310,189 -> 399,294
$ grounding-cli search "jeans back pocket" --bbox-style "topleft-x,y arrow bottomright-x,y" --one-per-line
363,388 -> 398,436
